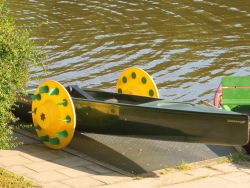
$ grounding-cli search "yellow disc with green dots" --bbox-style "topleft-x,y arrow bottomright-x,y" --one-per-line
31,80 -> 76,149
116,67 -> 159,98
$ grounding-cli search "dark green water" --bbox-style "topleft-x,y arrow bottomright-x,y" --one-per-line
8,0 -> 250,102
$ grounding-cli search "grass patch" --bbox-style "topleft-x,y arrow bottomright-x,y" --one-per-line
133,176 -> 144,180
214,153 -> 250,165
160,152 -> 250,175
228,152 -> 250,163
161,168 -> 174,175
175,162 -> 192,171
160,162 -> 192,175
0,167 -> 34,188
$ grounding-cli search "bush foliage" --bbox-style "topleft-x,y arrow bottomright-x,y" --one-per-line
0,167 -> 33,187
0,2 -> 41,149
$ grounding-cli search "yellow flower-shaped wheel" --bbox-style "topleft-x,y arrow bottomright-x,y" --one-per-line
32,80 -> 76,149
116,67 -> 159,98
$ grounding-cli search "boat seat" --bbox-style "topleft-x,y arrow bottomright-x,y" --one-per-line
221,76 -> 250,112
67,85 -> 95,100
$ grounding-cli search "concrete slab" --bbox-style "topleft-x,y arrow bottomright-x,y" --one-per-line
1,132 -> 250,188
62,176 -> 105,188
69,132 -> 239,174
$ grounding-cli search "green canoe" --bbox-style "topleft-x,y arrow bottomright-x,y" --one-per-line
14,84 -> 249,146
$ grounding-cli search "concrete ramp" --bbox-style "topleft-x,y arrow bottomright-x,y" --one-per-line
70,132 -> 239,174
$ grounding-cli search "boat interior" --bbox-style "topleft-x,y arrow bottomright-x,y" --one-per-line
230,106 -> 250,116
66,85 -> 160,105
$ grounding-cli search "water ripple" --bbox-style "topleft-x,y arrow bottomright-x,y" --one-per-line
8,0 -> 250,102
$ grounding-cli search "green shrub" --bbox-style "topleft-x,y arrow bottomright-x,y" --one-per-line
0,2 -> 41,149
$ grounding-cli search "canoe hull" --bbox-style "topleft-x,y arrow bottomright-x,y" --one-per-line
73,99 -> 248,146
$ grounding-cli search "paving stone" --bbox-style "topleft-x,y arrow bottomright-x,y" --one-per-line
97,172 -> 193,188
209,163 -> 241,173
27,170 -> 69,184
237,162 -> 250,174
0,150 -> 21,157
14,133 -> 38,144
92,173 -> 132,184
0,155 -> 32,167
37,150 -> 71,159
62,176 -> 105,188
218,171 -> 250,184
85,164 -> 115,174
8,165 -> 37,176
53,156 -> 93,167
40,182 -> 72,188
156,171 -> 195,186
236,182 -> 250,188
25,161 -> 64,172
163,180 -> 250,188
184,167 -> 221,178
56,166 -> 96,178
240,167 -> 250,174
5,133 -> 250,188
162,176 -> 240,188
19,153 -> 47,162
20,150 -> 71,162
96,177 -> 160,188
17,144 -> 49,153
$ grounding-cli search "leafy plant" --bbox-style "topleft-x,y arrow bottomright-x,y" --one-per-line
175,161 -> 192,171
0,1 -> 42,149
0,167 -> 34,187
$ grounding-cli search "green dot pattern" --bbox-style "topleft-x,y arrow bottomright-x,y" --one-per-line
39,135 -> 60,145
49,88 -> 59,96
118,88 -> 122,94
58,99 -> 68,107
49,137 -> 60,145
131,72 -> 136,79
149,89 -> 154,97
56,130 -> 68,138
35,94 -> 41,101
34,124 -> 41,130
33,108 -> 37,114
65,115 -> 71,123
122,76 -> 127,83
31,95 -> 35,101
39,86 -> 49,94
141,77 -> 147,84
39,135 -> 49,142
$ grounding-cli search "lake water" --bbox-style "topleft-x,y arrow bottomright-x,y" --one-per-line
8,0 -> 250,102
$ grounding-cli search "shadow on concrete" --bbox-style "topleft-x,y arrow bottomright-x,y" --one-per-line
15,127 -> 240,176
70,132 -> 148,175
14,131 -> 148,178
73,132 -> 239,174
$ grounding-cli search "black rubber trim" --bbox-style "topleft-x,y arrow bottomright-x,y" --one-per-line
67,85 -> 95,100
